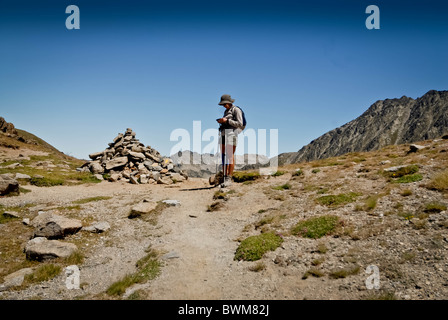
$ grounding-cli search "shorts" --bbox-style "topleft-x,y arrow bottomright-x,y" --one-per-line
221,133 -> 238,147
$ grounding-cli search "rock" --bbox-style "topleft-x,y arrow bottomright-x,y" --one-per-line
22,218 -> 30,225
129,175 -> 139,184
15,173 -> 31,180
157,176 -> 173,185
25,237 -> 78,261
108,173 -> 121,182
2,211 -> 20,219
32,212 -> 82,239
105,156 -> 129,170
4,163 -> 23,169
139,174 -> 149,184
409,144 -> 426,153
162,200 -> 181,206
161,251 -> 180,260
384,165 -> 408,172
380,160 -> 391,165
93,174 -> 104,181
89,162 -> 104,174
89,151 -> 104,160
129,201 -> 158,218
128,151 -> 145,161
0,268 -> 34,290
82,221 -> 110,233
150,171 -> 161,181
160,168 -> 168,174
170,173 -> 186,182
0,175 -> 19,196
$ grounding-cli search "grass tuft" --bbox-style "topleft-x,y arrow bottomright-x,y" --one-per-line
316,192 -> 360,207
291,215 -> 340,239
234,232 -> 283,261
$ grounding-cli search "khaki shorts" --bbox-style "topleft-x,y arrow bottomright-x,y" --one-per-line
221,134 -> 238,147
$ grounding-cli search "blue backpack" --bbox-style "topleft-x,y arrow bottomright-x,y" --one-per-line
236,106 -> 247,128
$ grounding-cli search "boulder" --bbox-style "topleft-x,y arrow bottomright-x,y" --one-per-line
89,161 -> 104,174
409,144 -> 426,153
82,221 -> 110,233
89,151 -> 104,160
0,175 -> 19,196
25,237 -> 78,261
32,212 -> 82,239
129,201 -> 158,218
170,172 -> 186,182
15,173 -> 31,180
157,176 -> 173,185
0,268 -> 34,291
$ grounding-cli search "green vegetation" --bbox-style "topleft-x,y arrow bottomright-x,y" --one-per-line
24,264 -> 62,285
400,189 -> 413,197
423,202 -> 447,213
272,183 -> 291,191
234,232 -> 284,261
64,250 -> 85,265
232,171 -> 260,183
302,268 -> 324,279
72,196 -> 112,205
311,169 -> 321,174
364,195 -> 379,211
107,248 -> 160,296
329,265 -> 360,279
292,169 -> 303,177
316,192 -> 360,207
384,165 -> 423,184
291,215 -> 340,239
394,174 -> 423,184
248,262 -> 266,272
271,170 -> 286,177
426,169 -> 448,191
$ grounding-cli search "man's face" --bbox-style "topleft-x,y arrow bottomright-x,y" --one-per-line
223,103 -> 232,109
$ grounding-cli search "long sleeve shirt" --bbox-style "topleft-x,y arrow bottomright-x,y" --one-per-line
219,105 -> 244,136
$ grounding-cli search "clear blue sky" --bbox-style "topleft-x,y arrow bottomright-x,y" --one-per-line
1,0 -> 447,159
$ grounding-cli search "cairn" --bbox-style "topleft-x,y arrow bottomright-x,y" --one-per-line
83,128 -> 187,184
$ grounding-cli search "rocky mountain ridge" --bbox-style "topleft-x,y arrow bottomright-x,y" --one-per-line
281,90 -> 448,164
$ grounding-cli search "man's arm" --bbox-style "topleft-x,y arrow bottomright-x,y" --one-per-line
227,107 -> 243,129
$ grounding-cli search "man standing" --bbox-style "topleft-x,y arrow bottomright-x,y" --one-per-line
217,94 -> 244,187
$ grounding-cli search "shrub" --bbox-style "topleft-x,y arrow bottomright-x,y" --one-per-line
394,174 -> 423,184
30,176 -> 64,187
271,170 -> 286,177
316,192 -> 360,207
292,169 -> 303,177
73,196 -> 112,204
232,171 -> 260,183
424,202 -> 447,213
426,169 -> 448,191
329,265 -> 360,279
311,169 -> 321,174
107,248 -> 160,296
302,268 -> 324,279
234,232 -> 283,261
291,215 -> 340,239
272,183 -> 291,191
24,264 -> 62,284
400,189 -> 413,197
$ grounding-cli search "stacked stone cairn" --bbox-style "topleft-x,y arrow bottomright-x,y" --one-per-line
84,128 -> 187,184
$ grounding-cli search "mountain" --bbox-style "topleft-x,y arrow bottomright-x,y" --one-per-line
0,116 -> 76,161
170,150 -> 270,178
281,90 -> 448,164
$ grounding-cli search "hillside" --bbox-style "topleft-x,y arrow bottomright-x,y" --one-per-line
281,90 -> 448,164
1,135 -> 447,300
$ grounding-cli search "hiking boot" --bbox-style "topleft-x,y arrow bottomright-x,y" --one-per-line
220,176 -> 232,188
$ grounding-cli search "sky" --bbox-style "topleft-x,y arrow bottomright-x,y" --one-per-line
1,0 -> 447,160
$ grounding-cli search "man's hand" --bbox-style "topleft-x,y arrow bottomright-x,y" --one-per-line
217,117 -> 227,124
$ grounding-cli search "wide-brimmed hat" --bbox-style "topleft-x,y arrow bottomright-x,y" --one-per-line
218,94 -> 235,105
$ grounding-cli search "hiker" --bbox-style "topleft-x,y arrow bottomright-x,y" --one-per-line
217,94 -> 245,187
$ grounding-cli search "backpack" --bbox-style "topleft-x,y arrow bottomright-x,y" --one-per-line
235,106 -> 247,128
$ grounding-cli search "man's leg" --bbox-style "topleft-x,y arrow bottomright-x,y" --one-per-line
228,145 -> 236,176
